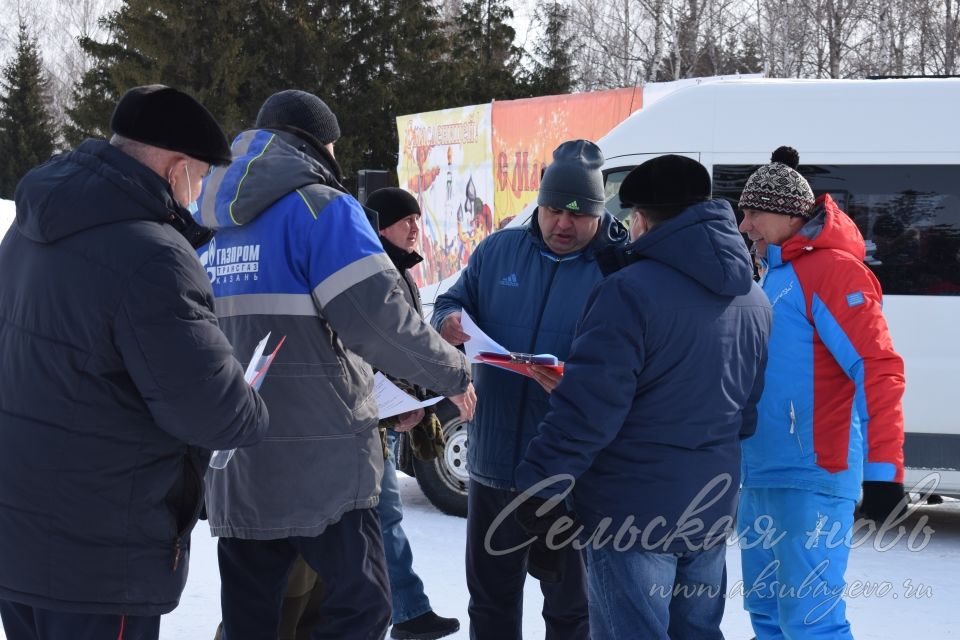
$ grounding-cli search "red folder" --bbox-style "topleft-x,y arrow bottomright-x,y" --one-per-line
476,351 -> 564,378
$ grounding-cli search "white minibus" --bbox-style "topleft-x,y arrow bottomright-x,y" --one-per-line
597,77 -> 960,497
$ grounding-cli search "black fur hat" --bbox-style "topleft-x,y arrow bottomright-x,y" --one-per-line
619,154 -> 711,208
110,85 -> 232,166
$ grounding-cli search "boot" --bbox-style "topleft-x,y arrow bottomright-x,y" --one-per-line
390,611 -> 460,640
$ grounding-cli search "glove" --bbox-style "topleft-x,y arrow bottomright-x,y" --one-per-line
409,410 -> 445,461
859,481 -> 908,522
528,537 -> 566,584
375,425 -> 390,460
515,496 -> 575,584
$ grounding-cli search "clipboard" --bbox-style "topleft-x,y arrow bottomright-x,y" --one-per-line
476,351 -> 564,378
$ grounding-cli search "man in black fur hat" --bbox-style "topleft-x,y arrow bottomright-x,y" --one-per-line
0,85 -> 270,640
515,154 -> 771,640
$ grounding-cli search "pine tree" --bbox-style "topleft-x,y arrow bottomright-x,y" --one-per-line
447,0 -> 526,104
64,0 -> 514,188
331,0 -> 463,179
524,1 -> 577,96
64,38 -> 128,145
0,20 -> 57,199
67,0 -> 268,144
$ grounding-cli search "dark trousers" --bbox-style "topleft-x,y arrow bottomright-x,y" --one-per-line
0,601 -> 159,640
465,480 -> 589,640
218,507 -> 390,640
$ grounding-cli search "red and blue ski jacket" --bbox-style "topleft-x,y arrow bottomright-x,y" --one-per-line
742,194 -> 905,501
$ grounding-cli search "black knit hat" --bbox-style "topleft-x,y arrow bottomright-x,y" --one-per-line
367,187 -> 421,231
110,85 -> 232,166
739,146 -> 815,218
619,154 -> 711,209
256,90 -> 341,145
537,140 -> 605,216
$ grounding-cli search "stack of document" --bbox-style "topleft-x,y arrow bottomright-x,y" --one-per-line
461,312 -> 564,378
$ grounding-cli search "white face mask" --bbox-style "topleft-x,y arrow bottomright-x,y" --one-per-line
184,164 -> 193,206
169,163 -> 194,209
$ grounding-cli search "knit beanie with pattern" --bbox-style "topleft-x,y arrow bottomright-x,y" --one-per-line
738,146 -> 815,218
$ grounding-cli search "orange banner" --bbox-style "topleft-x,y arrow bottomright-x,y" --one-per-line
491,87 -> 642,227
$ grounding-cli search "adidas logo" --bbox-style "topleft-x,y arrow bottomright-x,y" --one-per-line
566,200 -> 579,211
499,273 -> 520,287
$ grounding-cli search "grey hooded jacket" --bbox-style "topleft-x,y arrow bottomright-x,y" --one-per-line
196,128 -> 470,539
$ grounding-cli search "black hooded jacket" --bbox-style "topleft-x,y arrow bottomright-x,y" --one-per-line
0,139 -> 268,615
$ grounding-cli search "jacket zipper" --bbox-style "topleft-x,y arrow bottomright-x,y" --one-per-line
172,538 -> 183,571
171,452 -> 203,572
510,258 -> 561,485
789,401 -> 803,454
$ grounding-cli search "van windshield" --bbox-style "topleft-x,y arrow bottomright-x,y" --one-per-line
603,168 -> 635,225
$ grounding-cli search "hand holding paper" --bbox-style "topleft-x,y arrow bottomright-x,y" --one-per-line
439,311 -> 472,346
374,373 -> 444,420
460,311 -> 564,381
210,333 -> 286,470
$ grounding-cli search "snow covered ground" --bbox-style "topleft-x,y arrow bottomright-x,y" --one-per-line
1,474 -> 956,640
0,195 -> 957,638
165,476 -> 960,639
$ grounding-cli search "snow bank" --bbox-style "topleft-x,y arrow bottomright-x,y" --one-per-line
0,199 -> 14,234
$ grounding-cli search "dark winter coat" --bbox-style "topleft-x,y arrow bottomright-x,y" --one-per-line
516,199 -> 772,551
432,212 -> 629,490
0,139 -> 269,615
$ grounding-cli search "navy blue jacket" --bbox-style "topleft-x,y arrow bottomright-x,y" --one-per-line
516,200 -> 771,551
432,213 -> 628,489
0,140 -> 268,615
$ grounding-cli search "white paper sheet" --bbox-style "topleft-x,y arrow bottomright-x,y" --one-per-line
374,372 -> 445,419
460,310 -> 509,363
210,333 -> 278,470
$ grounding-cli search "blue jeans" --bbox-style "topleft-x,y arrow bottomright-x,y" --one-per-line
378,431 -> 432,624
585,542 -> 727,640
738,487 -> 855,640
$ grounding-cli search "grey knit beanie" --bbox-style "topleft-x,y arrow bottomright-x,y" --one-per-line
256,90 -> 341,145
537,140 -> 605,216
739,146 -> 815,218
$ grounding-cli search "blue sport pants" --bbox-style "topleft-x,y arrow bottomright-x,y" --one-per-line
738,487 -> 856,640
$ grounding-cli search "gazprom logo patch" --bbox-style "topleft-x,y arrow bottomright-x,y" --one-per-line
198,237 -> 261,284
846,291 -> 865,307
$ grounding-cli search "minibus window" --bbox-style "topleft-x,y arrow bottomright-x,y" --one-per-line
713,164 -> 960,296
